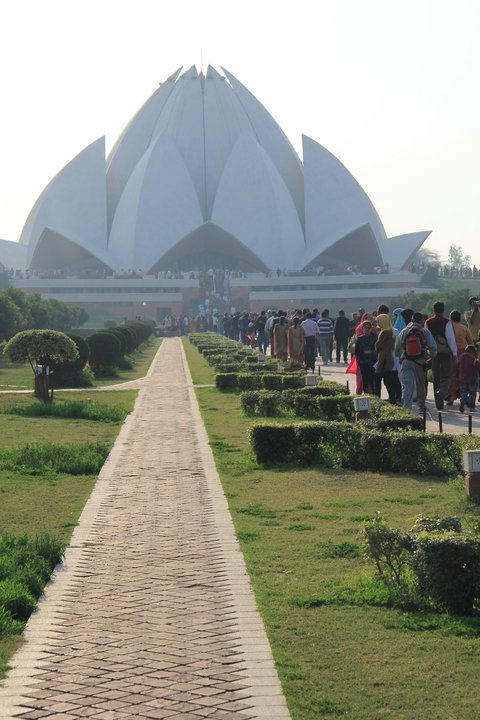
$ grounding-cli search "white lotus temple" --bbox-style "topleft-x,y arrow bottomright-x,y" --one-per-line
0,66 -> 434,319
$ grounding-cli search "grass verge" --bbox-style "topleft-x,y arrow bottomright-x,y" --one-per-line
0,387 -> 138,677
183,337 -> 480,720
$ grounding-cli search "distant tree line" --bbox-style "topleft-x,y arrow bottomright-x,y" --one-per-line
387,287 -> 478,320
0,287 -> 89,342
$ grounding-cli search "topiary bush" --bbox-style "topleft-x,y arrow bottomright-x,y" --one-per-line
215,373 -> 238,391
238,373 -> 263,390
411,534 -> 480,615
249,424 -> 297,464
86,331 -> 122,374
240,391 -> 282,417
49,333 -> 90,388
281,373 -> 305,389
262,374 -> 283,391
249,420 -> 464,476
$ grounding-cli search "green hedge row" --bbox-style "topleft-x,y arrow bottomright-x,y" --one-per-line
216,372 -> 305,391
249,421 -> 476,476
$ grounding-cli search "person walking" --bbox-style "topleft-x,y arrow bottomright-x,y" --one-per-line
301,313 -> 319,372
425,301 -> 458,409
458,345 -> 480,412
395,311 -> 437,413
273,316 -> 288,362
467,296 -> 480,341
354,320 -> 377,394
255,310 -> 268,354
445,309 -> 473,405
317,310 -> 334,365
288,316 -> 305,363
374,313 -> 402,404
334,310 -> 350,363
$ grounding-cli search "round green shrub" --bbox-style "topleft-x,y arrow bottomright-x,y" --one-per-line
86,331 -> 122,373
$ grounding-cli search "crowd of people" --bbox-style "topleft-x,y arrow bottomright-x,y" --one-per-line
188,298 -> 480,415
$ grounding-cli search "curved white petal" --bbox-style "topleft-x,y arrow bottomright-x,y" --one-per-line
20,138 -> 109,269
379,231 -> 432,270
222,66 -> 304,230
303,135 -> 387,259
106,67 -> 181,229
301,223 -> 383,271
108,134 -> 203,272
0,239 -> 27,268
212,133 -> 304,271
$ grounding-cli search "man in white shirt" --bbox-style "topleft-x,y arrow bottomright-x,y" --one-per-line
301,313 -> 319,371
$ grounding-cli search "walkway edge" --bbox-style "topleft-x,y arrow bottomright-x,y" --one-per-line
181,339 -> 292,720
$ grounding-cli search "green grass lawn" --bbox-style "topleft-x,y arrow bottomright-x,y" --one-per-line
183,337 -> 480,720
0,388 -> 138,676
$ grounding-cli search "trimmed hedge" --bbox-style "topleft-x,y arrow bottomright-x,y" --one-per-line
215,372 -> 305,391
241,391 -> 282,417
249,421 -> 467,475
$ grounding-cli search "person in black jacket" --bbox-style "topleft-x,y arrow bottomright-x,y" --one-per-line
334,310 -> 350,363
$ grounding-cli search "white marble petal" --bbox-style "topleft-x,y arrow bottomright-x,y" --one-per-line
108,133 -> 203,272
106,68 -> 181,229
379,231 -> 432,271
212,132 -> 304,271
20,138 -> 110,270
222,66 -> 305,231
303,134 -> 387,258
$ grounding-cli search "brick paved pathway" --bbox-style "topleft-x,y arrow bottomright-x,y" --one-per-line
0,338 -> 290,720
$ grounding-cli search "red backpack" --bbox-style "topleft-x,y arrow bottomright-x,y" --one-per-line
404,326 -> 426,360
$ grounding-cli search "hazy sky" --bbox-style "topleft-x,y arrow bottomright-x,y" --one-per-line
1,0 -> 478,263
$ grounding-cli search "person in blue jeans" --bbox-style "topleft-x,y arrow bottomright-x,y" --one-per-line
394,312 -> 437,413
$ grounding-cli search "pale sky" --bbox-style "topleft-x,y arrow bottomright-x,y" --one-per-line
1,0 -> 479,263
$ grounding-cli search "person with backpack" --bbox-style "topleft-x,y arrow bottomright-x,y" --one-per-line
395,312 -> 437,413
425,301 -> 458,409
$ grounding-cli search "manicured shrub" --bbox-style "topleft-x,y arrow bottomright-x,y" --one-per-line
316,396 -> 355,421
237,373 -> 263,390
240,391 -> 282,417
215,362 -> 242,373
49,333 -> 90,388
411,534 -> 480,615
249,420 -> 463,476
114,325 -> 138,354
249,425 -> 297,464
282,373 -> 305,389
215,373 -> 238,391
262,374 -> 283,391
86,331 -> 122,373
103,328 -> 127,357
